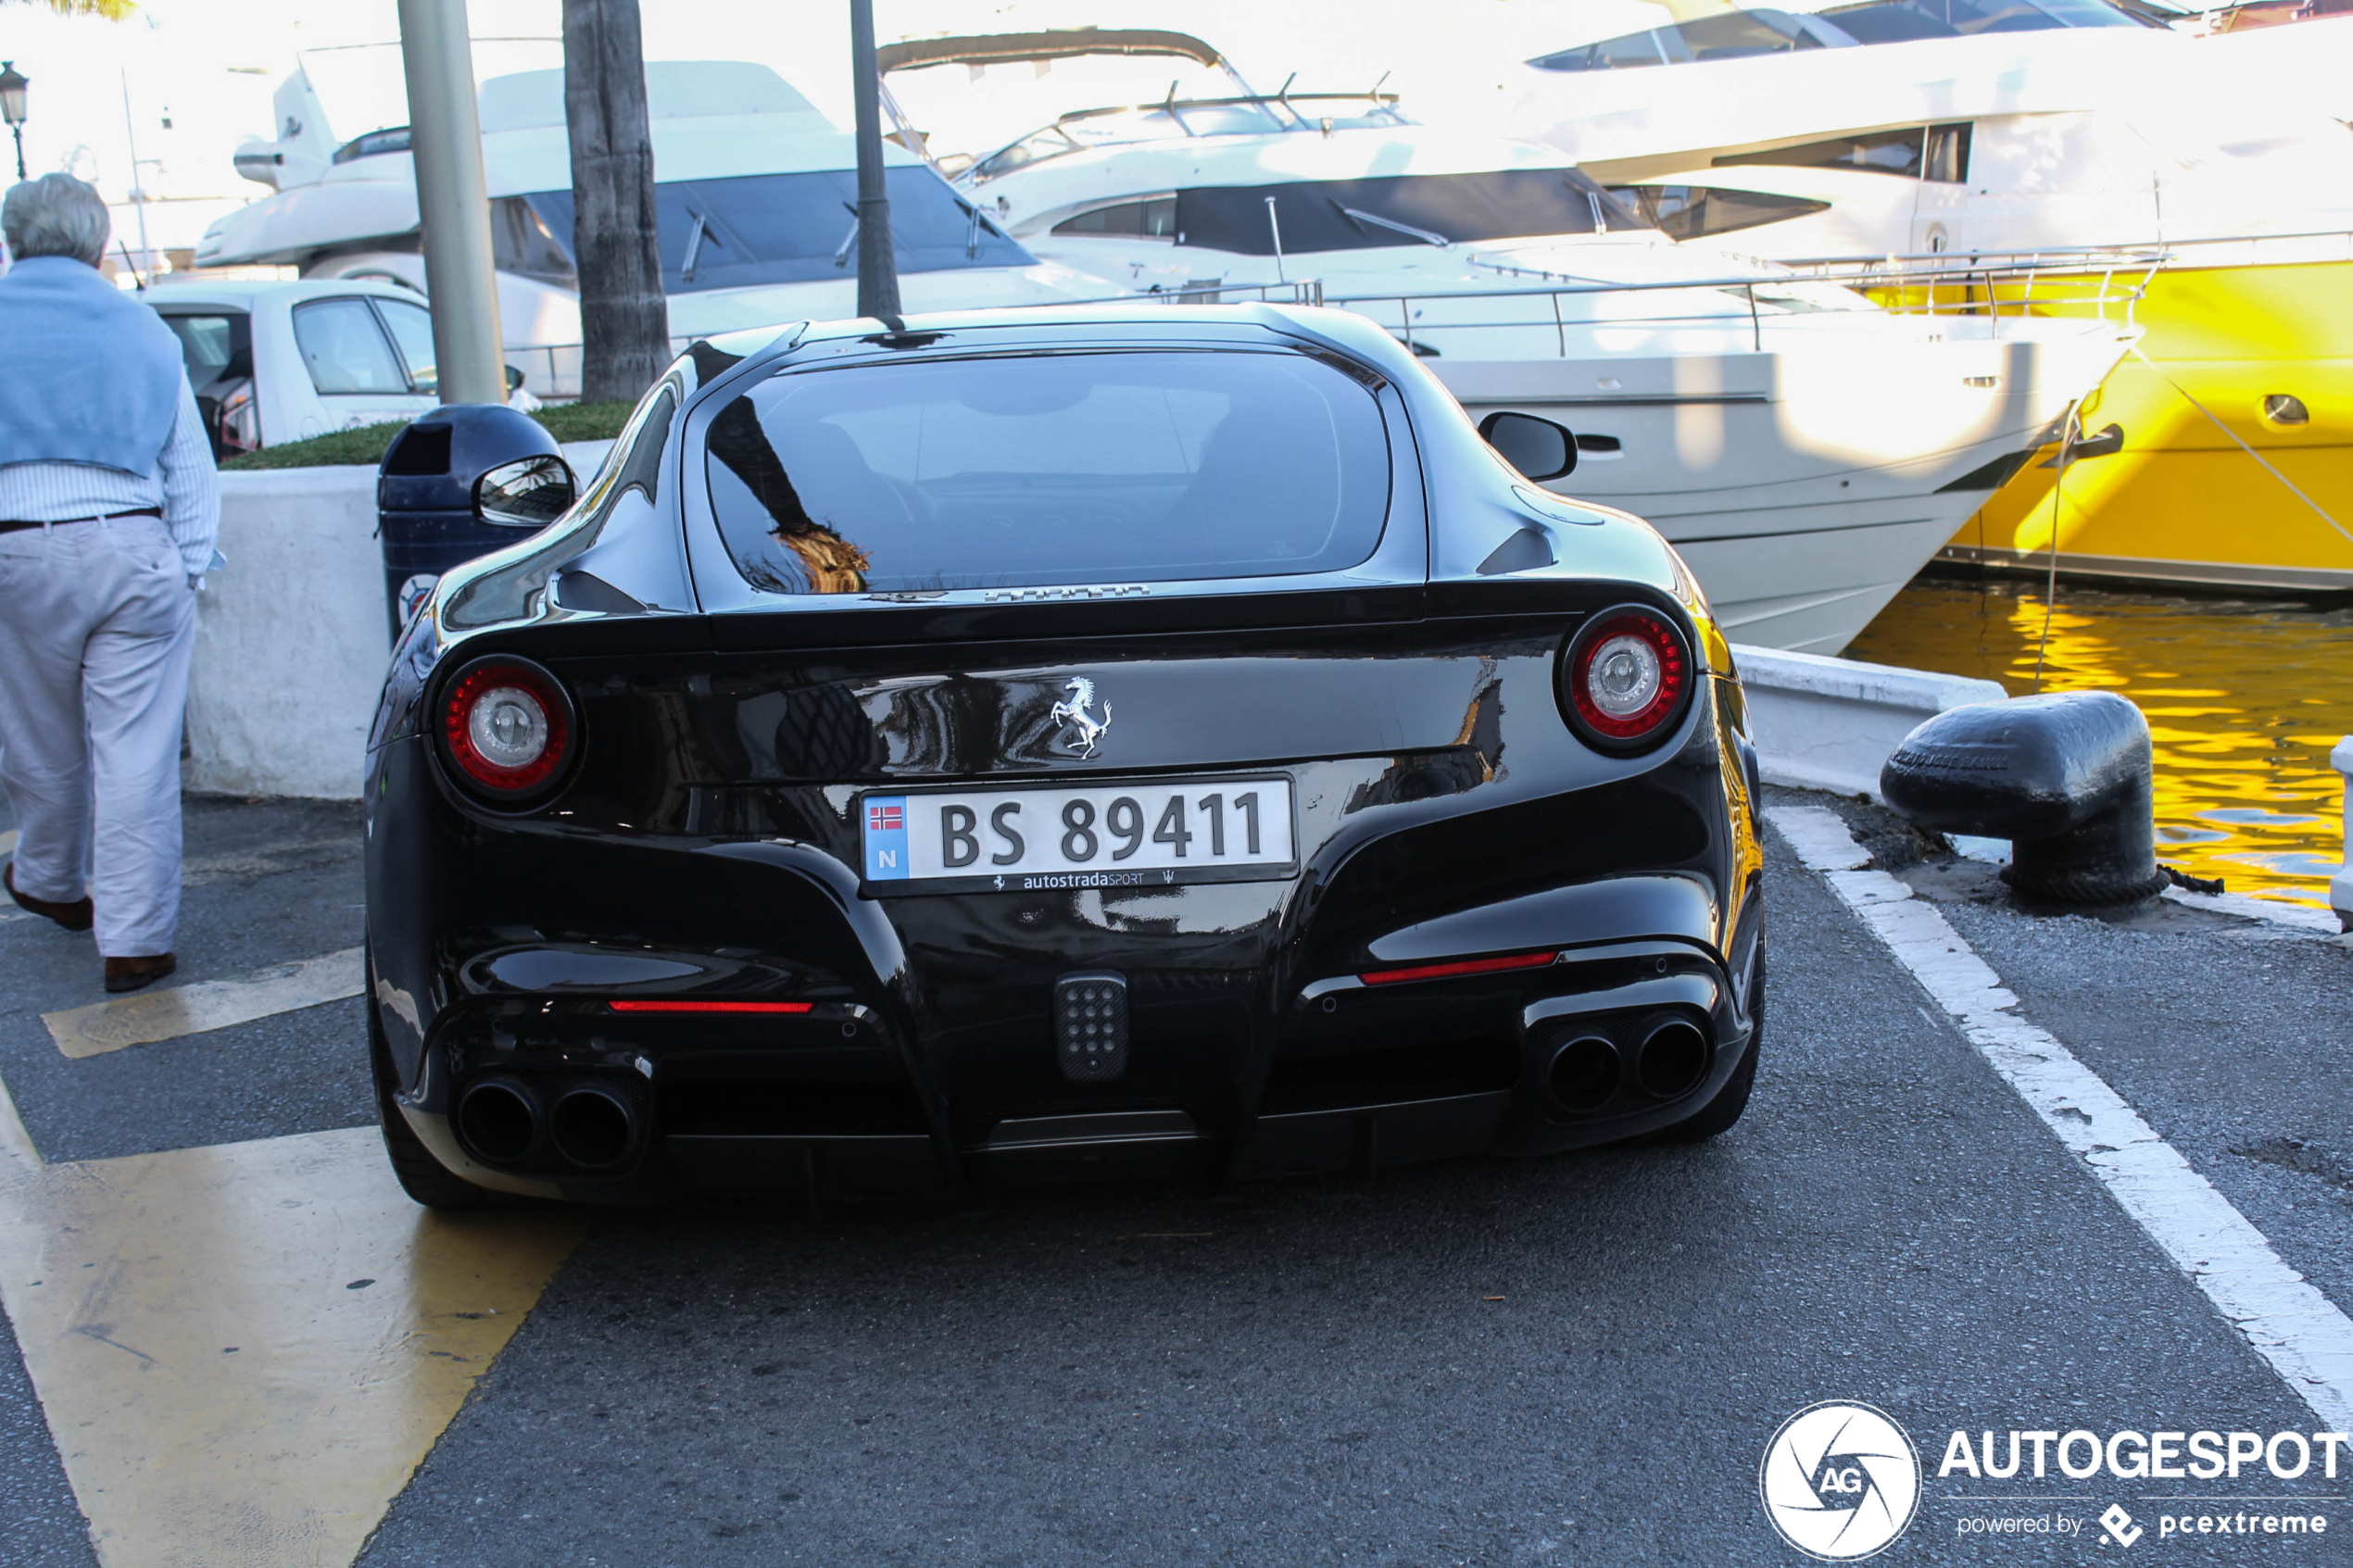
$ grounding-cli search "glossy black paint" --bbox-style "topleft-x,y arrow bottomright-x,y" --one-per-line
363,304 -> 1764,1204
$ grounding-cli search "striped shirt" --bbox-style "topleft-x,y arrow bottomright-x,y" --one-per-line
0,377 -> 221,580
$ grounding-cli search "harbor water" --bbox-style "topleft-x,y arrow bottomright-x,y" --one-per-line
1846,577 -> 2353,909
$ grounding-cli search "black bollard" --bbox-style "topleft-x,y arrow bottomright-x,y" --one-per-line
1881,690 -> 2171,906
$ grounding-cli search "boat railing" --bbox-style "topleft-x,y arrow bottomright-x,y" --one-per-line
1778,226 -> 2353,273
503,255 -> 2157,403
1041,262 -> 2151,353
1305,259 -> 2159,356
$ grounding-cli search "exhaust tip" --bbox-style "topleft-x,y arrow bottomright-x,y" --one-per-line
1545,1035 -> 1621,1114
549,1084 -> 640,1170
1636,1016 -> 1710,1100
456,1077 -> 541,1164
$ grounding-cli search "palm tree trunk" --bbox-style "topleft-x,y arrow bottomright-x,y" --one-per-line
560,0 -> 667,404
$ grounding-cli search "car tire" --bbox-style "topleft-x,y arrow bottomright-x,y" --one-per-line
368,951 -> 516,1210
1656,948 -> 1762,1143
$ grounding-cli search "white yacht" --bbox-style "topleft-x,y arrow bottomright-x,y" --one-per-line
1503,0 -> 2353,257
1498,0 -> 2353,596
198,61 -> 1105,397
883,31 -> 2132,652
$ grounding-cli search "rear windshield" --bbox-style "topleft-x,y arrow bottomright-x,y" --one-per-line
157,311 -> 251,387
704,349 -> 1392,596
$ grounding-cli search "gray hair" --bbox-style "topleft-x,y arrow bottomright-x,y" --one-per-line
3,174 -> 110,266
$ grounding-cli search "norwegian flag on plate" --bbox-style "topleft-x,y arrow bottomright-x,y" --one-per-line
863,796 -> 911,882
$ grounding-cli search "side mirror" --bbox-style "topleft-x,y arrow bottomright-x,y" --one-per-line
474,453 -> 577,528
1478,410 -> 1577,483
505,364 -> 525,394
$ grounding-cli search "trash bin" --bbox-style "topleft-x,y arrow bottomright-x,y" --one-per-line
376,403 -> 570,640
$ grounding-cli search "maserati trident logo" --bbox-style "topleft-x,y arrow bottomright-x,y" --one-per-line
1050,677 -> 1112,758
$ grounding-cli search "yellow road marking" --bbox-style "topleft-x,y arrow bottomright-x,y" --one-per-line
0,1068 -> 37,1165
0,1121 -> 587,1568
44,947 -> 366,1059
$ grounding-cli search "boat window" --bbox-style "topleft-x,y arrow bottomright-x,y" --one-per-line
1528,0 -> 2145,69
1051,196 -> 1178,239
491,196 -> 578,287
1814,0 -> 2151,37
331,127 -> 412,165
1716,122 -> 1972,180
373,299 -> 440,395
519,167 -> 1033,295
970,101 -> 1410,181
1923,122 -> 1972,183
1610,185 -> 1833,239
1528,9 -> 1824,69
704,349 -> 1392,596
1171,169 -> 1649,256
291,298 -> 409,395
156,311 -> 251,388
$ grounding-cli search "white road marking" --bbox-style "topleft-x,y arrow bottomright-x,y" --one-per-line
1771,804 -> 2353,1432
43,947 -> 365,1060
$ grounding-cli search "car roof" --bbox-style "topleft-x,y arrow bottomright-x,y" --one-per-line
139,275 -> 428,311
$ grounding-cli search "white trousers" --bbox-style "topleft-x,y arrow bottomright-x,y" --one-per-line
0,515 -> 195,958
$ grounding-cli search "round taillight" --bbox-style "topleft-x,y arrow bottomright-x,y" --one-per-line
1563,607 -> 1692,750
440,658 -> 571,798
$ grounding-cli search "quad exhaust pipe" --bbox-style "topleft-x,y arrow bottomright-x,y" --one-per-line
1538,1011 -> 1712,1117
454,1075 -> 646,1171
456,1076 -> 542,1163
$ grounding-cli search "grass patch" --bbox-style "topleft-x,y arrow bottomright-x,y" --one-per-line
220,400 -> 638,471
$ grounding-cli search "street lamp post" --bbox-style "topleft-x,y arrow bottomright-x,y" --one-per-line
0,63 -> 29,183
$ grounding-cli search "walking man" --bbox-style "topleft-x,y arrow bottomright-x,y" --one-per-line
0,174 -> 219,992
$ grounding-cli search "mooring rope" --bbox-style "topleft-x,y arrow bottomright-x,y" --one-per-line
2033,401 -> 2081,694
2129,345 -> 2353,550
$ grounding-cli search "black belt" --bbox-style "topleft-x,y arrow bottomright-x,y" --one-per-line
0,507 -> 163,534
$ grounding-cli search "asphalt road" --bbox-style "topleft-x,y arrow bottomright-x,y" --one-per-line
1,785 -> 2348,1565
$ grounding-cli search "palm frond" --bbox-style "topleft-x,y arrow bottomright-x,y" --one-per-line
18,0 -> 137,19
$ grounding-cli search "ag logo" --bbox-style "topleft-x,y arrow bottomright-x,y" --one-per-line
1759,1401 -> 1920,1560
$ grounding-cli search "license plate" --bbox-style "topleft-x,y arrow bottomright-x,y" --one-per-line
861,776 -> 1295,894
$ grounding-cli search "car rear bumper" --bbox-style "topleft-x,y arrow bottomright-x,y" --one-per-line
387,921 -> 1760,1206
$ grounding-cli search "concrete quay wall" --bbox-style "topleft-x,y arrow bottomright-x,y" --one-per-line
191,463 -> 2000,811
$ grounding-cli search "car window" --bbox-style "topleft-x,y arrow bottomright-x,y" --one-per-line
292,297 -> 408,395
156,312 -> 250,386
374,299 -> 440,395
704,349 -> 1391,596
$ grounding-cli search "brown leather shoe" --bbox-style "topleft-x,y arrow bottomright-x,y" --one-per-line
103,954 -> 176,994
5,862 -> 93,933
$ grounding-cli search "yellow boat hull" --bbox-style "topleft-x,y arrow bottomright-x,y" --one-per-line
1879,261 -> 2353,592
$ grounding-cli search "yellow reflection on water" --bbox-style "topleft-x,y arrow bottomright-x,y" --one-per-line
1846,580 -> 2353,908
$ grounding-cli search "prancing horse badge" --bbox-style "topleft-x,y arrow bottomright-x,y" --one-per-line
1050,677 -> 1111,758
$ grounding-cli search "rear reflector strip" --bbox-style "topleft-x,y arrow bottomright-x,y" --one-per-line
607,1001 -> 814,1014
1358,950 -> 1558,987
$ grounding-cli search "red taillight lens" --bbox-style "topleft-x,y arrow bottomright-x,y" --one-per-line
440,659 -> 571,797
1564,607 -> 1691,749
1359,949 -> 1557,986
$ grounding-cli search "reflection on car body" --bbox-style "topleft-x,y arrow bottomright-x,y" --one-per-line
360,303 -> 1765,1210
